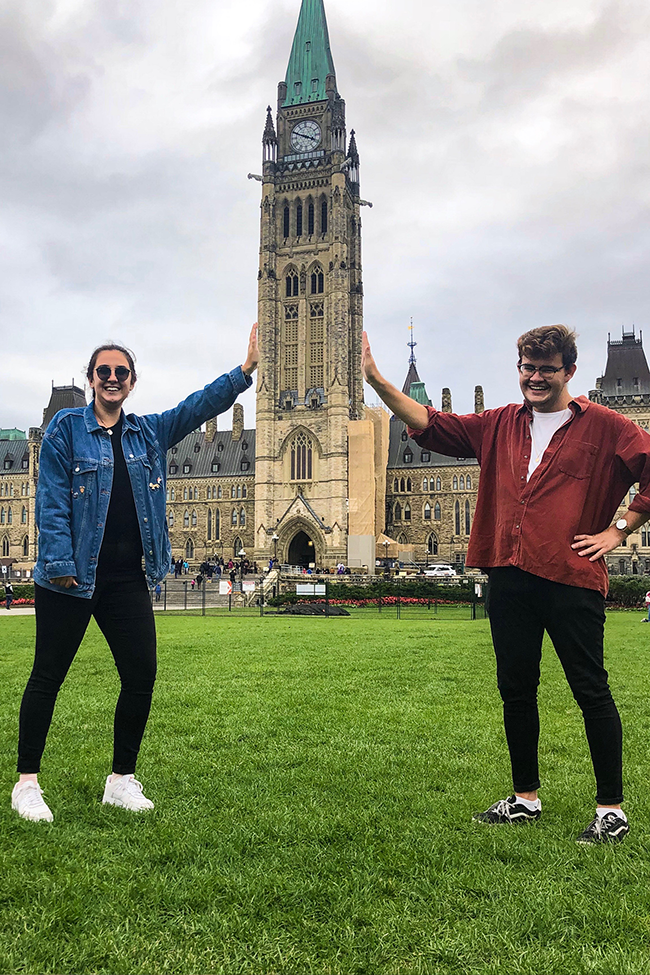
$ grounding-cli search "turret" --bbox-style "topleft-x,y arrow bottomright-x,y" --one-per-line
262,106 -> 277,164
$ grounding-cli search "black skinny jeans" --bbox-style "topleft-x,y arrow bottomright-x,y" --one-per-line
18,574 -> 157,775
486,566 -> 623,805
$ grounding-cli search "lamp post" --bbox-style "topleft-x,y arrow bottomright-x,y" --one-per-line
271,533 -> 279,566
238,548 -> 246,580
383,539 -> 390,577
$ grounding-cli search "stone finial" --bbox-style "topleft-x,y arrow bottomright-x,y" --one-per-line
474,385 -> 484,414
441,388 -> 452,413
205,416 -> 218,443
232,403 -> 244,442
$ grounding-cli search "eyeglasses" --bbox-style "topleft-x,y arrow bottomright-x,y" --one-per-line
517,363 -> 565,379
95,365 -> 131,382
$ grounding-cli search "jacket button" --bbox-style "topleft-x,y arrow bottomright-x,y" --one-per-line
75,467 -> 80,472
129,454 -> 134,459
144,518 -> 148,523
149,550 -> 153,555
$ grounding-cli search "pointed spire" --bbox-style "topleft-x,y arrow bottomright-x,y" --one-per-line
262,106 -> 277,163
347,129 -> 359,163
283,0 -> 336,106
263,106 -> 276,143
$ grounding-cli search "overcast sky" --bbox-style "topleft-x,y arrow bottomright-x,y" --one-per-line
2,0 -> 649,433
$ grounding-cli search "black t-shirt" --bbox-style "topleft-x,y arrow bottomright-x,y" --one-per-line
97,413 -> 143,578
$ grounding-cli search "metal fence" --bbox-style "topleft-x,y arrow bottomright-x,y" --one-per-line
150,575 -> 487,621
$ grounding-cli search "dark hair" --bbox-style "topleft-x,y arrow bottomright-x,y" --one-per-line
86,343 -> 138,395
517,324 -> 578,370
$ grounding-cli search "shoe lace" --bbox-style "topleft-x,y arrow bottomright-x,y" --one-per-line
22,783 -> 46,810
494,798 -> 512,818
122,776 -> 144,796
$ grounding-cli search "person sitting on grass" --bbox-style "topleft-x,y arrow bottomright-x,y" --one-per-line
362,324 -> 650,844
11,323 -> 259,823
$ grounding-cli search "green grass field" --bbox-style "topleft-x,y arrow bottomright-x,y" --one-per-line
1,613 -> 649,975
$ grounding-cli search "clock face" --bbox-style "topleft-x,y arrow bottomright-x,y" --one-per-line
290,120 -> 321,152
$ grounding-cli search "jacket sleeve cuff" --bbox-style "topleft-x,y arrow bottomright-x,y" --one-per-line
44,560 -> 77,578
230,366 -> 253,395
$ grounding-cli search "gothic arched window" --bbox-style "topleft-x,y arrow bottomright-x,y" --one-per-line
168,510 -> 174,528
308,201 -> 315,235
290,432 -> 313,481
394,502 -> 402,521
400,478 -> 405,493
393,479 -> 399,492
423,477 -> 428,492
7,508 -> 12,525
465,499 -> 471,536
453,476 -> 458,490
466,474 -> 472,490
214,509 -> 220,540
207,508 -> 212,540
232,509 -> 238,526
21,506 -> 27,524
427,533 -> 438,556
436,476 -> 441,491
183,511 -> 190,528
283,205 -> 290,238
455,500 -> 461,535
460,475 -> 465,490
320,198 -> 328,234
185,538 -> 194,560
406,478 -> 412,492
191,510 -> 197,527
285,270 -> 299,297
2,537 -> 9,557
404,502 -> 411,521
296,199 -> 303,237
23,535 -> 29,557
434,501 -> 441,521
240,507 -> 246,527
424,502 -> 431,520
397,532 -> 408,546
310,264 -> 324,294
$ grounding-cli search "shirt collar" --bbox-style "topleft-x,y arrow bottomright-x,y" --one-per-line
517,396 -> 589,418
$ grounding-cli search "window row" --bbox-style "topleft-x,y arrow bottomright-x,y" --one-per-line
2,457 -> 29,471
166,484 -> 248,502
181,536 -> 245,562
283,303 -> 324,391
167,508 -> 246,533
393,499 -> 472,534
392,474 -> 474,494
0,506 -> 28,525
0,482 -> 30,497
282,198 -> 328,239
2,535 -> 29,557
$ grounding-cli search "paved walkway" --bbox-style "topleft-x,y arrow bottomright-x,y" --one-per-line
0,607 -> 35,616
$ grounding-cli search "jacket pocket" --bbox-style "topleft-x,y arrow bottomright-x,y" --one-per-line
557,441 -> 598,479
71,459 -> 98,539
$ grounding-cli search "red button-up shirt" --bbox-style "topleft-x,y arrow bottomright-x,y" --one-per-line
409,395 -> 650,595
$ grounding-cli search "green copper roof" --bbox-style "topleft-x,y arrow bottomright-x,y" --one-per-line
283,0 -> 336,106
408,381 -> 432,406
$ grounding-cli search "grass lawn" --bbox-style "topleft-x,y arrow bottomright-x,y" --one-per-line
1,612 -> 649,975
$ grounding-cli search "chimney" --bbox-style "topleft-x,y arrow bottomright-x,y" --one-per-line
205,416 -> 218,444
232,403 -> 244,442
441,388 -> 452,413
474,385 -> 484,414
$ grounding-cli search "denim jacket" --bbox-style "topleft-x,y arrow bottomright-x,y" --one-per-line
34,367 -> 252,598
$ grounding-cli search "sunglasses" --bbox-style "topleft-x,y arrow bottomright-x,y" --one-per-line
95,365 -> 131,382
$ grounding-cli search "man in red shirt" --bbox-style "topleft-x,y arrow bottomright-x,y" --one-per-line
362,324 -> 650,843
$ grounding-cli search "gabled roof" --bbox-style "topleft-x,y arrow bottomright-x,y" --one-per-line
283,0 -> 336,106
42,385 -> 87,430
166,429 -> 256,479
598,329 -> 650,396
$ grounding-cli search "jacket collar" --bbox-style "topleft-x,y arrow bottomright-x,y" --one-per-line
83,402 -> 138,433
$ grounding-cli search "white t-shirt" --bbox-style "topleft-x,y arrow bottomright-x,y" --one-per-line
527,407 -> 572,481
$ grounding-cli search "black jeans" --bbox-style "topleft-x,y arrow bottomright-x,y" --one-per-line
486,567 -> 623,805
18,575 -> 157,775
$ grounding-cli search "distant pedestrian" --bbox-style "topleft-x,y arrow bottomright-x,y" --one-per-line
4,582 -> 14,610
191,579 -> 196,590
154,584 -> 161,602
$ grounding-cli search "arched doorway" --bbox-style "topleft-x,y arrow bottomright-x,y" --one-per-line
288,530 -> 315,567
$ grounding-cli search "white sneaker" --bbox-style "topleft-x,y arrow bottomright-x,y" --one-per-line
12,780 -> 54,822
102,775 -> 154,811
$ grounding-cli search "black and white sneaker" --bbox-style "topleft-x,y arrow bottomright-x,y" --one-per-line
472,795 -> 541,824
576,812 -> 629,845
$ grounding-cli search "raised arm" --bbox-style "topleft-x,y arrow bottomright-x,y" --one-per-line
362,331 -> 429,430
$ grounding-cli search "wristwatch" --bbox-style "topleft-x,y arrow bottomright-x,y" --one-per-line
615,518 -> 634,536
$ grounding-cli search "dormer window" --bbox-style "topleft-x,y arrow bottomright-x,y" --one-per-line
311,79 -> 318,91
217,443 -> 224,452
401,431 -> 408,442
4,457 -> 13,470
194,443 -> 200,453
241,441 -> 248,451
22,457 -> 29,469
171,447 -> 177,454
211,461 -> 220,473
421,452 -> 430,462
183,463 -> 191,474
403,450 -> 412,464
241,460 -> 250,471
169,464 -> 177,474
294,82 -> 302,96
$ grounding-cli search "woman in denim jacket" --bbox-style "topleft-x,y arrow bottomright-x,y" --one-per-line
12,325 -> 258,822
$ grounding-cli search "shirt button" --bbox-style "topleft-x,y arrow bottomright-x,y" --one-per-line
520,499 -> 524,504
523,454 -> 528,459
516,524 -> 520,529
521,476 -> 525,480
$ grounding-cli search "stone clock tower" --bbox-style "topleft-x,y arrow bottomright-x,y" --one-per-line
253,0 -> 385,569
